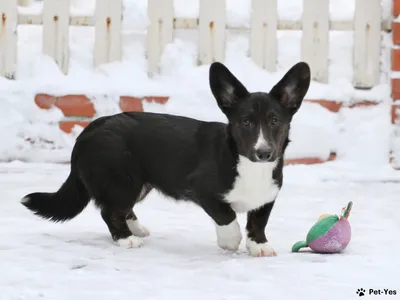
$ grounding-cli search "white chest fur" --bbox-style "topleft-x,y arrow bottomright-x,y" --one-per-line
223,155 -> 280,213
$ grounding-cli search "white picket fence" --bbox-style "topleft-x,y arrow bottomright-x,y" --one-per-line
0,0 -> 389,88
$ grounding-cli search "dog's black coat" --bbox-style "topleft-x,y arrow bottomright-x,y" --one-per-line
22,62 -> 310,255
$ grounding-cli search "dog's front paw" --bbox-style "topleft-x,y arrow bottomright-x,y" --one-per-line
215,220 -> 242,251
246,239 -> 277,257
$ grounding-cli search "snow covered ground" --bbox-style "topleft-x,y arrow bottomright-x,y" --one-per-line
1,161 -> 399,300
1,1 -> 399,298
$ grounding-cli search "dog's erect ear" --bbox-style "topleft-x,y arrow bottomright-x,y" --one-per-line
209,62 -> 249,116
269,62 -> 311,116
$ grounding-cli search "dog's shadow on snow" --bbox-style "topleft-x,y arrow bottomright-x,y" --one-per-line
40,231 -> 254,261
40,232 -> 347,264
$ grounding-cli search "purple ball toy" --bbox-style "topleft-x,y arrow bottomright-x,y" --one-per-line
292,201 -> 353,253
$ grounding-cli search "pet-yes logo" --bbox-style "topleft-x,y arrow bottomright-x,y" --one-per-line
356,288 -> 397,297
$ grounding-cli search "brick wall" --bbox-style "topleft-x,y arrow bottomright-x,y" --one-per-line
34,93 -> 383,165
35,94 -> 168,133
391,0 -> 400,168
393,0 -> 400,117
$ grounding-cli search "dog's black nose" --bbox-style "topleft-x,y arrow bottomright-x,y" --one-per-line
255,149 -> 272,161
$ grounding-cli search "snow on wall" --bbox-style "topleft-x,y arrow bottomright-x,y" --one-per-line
0,0 -> 393,165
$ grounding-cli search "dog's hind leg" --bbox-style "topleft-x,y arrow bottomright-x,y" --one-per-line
101,207 -> 144,248
98,183 -> 150,248
126,183 -> 153,238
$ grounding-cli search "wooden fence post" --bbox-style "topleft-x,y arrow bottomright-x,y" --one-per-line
146,0 -> 173,76
250,0 -> 277,72
198,0 -> 226,65
301,0 -> 329,83
43,0 -> 70,74
0,0 -> 18,79
94,0 -> 123,68
353,0 -> 381,88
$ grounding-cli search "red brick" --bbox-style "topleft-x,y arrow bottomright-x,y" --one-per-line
56,95 -> 96,117
284,153 -> 336,165
59,121 -> 91,133
144,96 -> 169,104
393,48 -> 400,71
392,78 -> 400,99
120,97 -> 144,112
392,104 -> 400,124
393,22 -> 400,45
347,101 -> 379,108
35,94 -> 57,109
394,0 -> 400,16
304,100 -> 343,112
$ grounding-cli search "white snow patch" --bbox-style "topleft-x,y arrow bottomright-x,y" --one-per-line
1,163 -> 399,299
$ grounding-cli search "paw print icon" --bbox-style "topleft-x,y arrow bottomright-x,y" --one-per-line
357,288 -> 366,297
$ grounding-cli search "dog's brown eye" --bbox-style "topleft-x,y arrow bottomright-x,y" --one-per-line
242,119 -> 251,126
271,117 -> 279,125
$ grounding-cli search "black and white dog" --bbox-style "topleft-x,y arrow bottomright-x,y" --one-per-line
22,61 -> 310,257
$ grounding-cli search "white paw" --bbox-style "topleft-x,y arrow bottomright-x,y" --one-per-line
246,239 -> 277,257
126,220 -> 150,237
215,219 -> 242,251
117,235 -> 144,248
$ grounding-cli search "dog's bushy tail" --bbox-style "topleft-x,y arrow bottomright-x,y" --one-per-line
21,170 -> 90,222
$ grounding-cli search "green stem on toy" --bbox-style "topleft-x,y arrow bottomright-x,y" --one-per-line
341,201 -> 353,219
292,241 -> 308,252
